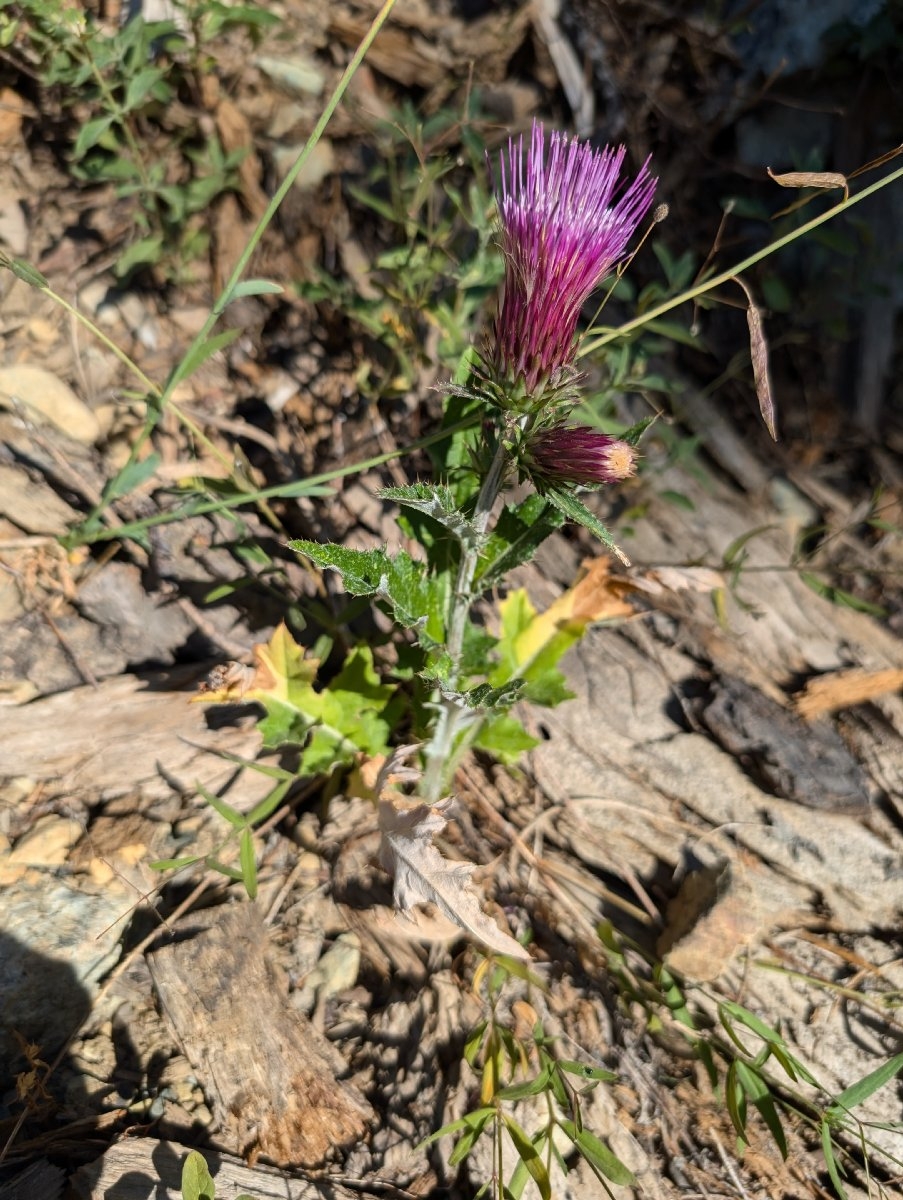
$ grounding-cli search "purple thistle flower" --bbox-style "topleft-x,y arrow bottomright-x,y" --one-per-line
526,426 -> 638,487
489,121 -> 656,402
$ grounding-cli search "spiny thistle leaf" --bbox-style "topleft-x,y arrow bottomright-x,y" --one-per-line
289,541 -> 448,646
379,483 -> 481,546
475,495 -> 565,593
542,487 -> 630,564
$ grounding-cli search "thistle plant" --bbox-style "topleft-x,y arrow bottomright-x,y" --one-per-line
292,121 -> 657,845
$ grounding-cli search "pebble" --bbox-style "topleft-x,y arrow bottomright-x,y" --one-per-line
6,813 -> 83,867
254,53 -> 324,97
0,364 -> 100,444
271,140 -> 335,193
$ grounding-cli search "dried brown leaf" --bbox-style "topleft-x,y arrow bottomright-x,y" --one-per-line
793,667 -> 903,720
733,276 -> 777,440
767,167 -> 848,198
378,796 -> 529,959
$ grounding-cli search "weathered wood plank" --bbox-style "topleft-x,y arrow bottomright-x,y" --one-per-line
70,1138 -> 359,1199
147,904 -> 372,1167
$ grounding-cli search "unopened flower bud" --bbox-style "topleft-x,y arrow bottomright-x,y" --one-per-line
527,426 -> 638,487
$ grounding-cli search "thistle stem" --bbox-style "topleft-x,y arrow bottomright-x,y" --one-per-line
421,434 -> 510,803
446,438 -> 509,668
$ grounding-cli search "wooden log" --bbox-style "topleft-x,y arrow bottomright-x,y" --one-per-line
146,904 -> 372,1168
70,1138 -> 359,1200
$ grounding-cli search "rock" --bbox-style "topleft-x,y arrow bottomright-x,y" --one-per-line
0,463 -> 79,535
0,87 -> 25,147
0,365 -> 100,444
0,876 -> 122,1070
254,53 -> 325,97
0,189 -> 27,255
76,561 -> 195,666
271,140 -> 335,193
5,814 -> 83,870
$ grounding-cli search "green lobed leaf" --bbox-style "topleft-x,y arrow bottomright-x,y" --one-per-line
472,711 -> 539,763
236,631 -> 394,770
488,589 -> 574,708
181,1150 -> 215,1200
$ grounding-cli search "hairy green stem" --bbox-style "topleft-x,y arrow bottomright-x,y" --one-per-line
421,435 -> 510,803
446,438 -> 509,667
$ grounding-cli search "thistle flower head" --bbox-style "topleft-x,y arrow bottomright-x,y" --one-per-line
526,425 -> 638,487
489,121 -> 656,406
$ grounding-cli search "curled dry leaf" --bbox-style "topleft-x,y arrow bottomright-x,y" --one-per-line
510,555 -> 637,669
767,167 -> 848,199
733,275 -> 777,441
196,659 -> 256,700
378,795 -> 530,960
793,667 -> 903,721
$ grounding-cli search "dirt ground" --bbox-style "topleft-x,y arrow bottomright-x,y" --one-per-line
1,1 -> 902,1198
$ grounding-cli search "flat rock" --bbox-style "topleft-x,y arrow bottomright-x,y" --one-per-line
0,463 -> 79,535
0,875 -> 123,1070
0,666 -> 265,804
0,365 -> 100,444
76,561 -> 196,665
